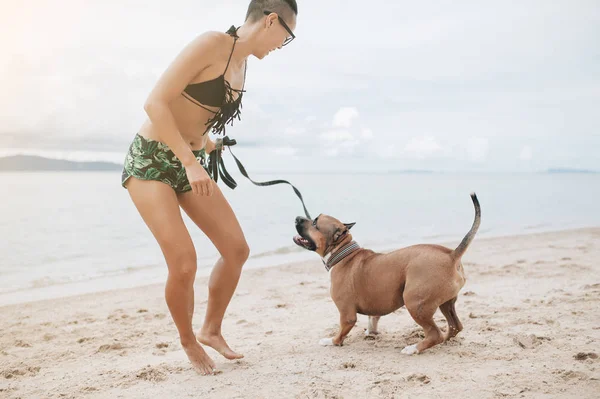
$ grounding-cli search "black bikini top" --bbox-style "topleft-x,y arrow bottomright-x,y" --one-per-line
182,26 -> 247,136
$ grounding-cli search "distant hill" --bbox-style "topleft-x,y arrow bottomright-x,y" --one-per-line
0,155 -> 122,172
547,168 -> 598,174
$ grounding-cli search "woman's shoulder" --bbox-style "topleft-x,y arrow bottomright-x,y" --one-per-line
190,30 -> 234,48
179,31 -> 234,62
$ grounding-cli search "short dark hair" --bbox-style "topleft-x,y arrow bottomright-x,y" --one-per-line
245,0 -> 298,23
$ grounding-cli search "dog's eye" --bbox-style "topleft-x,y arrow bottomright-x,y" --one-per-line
312,215 -> 321,230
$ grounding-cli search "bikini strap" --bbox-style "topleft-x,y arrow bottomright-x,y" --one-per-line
224,25 -> 240,74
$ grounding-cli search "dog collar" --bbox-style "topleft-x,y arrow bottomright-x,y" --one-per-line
322,241 -> 360,272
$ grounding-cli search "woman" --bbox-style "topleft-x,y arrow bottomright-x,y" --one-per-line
121,0 -> 298,376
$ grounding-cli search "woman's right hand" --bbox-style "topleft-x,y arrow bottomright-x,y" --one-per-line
185,161 -> 214,196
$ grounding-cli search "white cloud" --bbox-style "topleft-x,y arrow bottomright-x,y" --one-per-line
404,136 -> 443,159
284,127 -> 305,136
332,107 -> 359,128
325,148 -> 339,157
339,139 -> 360,150
520,145 -> 533,161
271,146 -> 297,157
361,128 -> 374,139
319,130 -> 355,142
465,137 -> 490,162
319,129 -> 360,157
374,144 -> 397,159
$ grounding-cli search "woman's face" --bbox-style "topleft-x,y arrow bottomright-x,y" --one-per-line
254,12 -> 296,59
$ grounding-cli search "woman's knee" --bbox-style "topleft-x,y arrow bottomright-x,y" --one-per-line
164,245 -> 198,281
222,240 -> 250,265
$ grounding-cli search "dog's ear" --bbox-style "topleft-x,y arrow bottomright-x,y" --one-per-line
344,222 -> 356,230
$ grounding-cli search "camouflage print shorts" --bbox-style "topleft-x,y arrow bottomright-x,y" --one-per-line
121,133 -> 211,193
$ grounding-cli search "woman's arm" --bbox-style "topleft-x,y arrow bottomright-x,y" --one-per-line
143,32 -> 223,167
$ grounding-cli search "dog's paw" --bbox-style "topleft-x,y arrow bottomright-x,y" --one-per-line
364,329 -> 379,336
319,338 -> 335,346
401,344 -> 419,355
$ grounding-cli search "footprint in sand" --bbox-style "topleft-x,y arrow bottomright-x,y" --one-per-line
136,366 -> 167,382
2,366 -> 41,379
405,329 -> 425,341
97,343 -> 126,353
153,342 -> 172,356
583,283 -> 600,290
43,333 -> 56,341
574,352 -> 598,361
513,334 -> 551,349
405,373 -> 431,385
0,387 -> 17,395
14,340 -> 31,348
135,364 -> 186,382
553,369 -> 589,381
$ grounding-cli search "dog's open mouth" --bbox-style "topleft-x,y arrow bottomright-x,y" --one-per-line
293,235 -> 316,251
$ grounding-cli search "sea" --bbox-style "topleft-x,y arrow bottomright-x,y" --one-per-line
1,171 -> 599,306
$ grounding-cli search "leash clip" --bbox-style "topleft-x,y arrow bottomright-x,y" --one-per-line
208,136 -> 312,219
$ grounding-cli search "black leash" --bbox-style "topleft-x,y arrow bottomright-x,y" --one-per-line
208,136 -> 312,219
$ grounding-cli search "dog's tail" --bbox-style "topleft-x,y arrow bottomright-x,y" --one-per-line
452,193 -> 481,260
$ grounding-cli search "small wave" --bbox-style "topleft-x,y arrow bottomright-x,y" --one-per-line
0,263 -> 164,294
422,233 -> 452,240
124,263 -> 163,273
249,245 -> 303,260
30,276 -> 61,289
524,223 -> 550,230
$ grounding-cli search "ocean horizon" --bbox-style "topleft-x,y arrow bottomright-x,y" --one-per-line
1,170 -> 599,306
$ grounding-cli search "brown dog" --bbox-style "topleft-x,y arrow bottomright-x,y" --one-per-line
293,193 -> 481,355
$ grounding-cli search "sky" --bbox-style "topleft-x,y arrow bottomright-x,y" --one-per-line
0,0 -> 599,172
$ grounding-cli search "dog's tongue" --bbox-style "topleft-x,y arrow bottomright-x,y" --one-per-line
293,235 -> 308,246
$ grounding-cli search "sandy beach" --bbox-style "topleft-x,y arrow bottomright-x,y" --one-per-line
1,228 -> 599,398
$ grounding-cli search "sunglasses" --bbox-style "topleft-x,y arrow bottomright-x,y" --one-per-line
263,10 -> 295,46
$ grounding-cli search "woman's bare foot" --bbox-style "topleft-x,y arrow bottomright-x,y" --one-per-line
181,340 -> 217,375
197,329 -> 244,360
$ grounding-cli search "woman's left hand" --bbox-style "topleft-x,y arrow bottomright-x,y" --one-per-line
205,138 -> 217,154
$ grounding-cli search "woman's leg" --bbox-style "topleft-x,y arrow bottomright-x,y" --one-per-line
178,184 -> 249,360
126,177 -> 216,375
